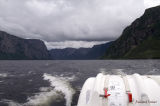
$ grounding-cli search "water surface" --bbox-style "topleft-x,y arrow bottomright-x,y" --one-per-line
0,60 -> 160,106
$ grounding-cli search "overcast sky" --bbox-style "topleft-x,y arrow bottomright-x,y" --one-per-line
0,0 -> 160,49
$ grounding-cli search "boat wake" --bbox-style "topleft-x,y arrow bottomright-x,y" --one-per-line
1,73 -> 75,106
0,73 -> 8,78
99,68 -> 127,75
43,73 -> 75,106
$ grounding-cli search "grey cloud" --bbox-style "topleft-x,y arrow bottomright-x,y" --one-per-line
144,0 -> 160,8
0,0 -> 159,48
45,41 -> 108,49
0,0 -> 146,41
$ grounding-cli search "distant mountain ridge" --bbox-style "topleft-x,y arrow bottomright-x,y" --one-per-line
0,29 -> 112,60
49,42 -> 112,60
103,6 -> 160,59
0,31 -> 49,60
1,6 -> 160,60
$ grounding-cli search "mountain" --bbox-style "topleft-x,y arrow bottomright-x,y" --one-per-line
0,31 -> 49,60
103,6 -> 160,59
49,42 -> 112,60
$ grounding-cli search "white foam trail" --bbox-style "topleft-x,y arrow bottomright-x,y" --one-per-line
1,73 -> 75,106
26,73 -> 76,106
2,88 -> 61,106
0,81 -> 3,83
0,73 -> 8,77
26,89 -> 60,106
1,99 -> 22,106
43,73 -> 75,106
146,68 -> 160,75
112,69 -> 126,75
99,68 -> 108,75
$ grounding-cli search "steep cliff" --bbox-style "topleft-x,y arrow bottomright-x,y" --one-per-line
103,6 -> 160,59
0,31 -> 49,60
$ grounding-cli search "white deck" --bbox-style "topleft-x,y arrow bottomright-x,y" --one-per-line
77,73 -> 160,106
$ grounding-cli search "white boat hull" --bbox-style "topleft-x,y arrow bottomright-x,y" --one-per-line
77,73 -> 160,106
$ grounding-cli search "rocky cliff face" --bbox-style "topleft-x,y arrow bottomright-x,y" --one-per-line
104,6 -> 160,59
49,42 -> 112,60
0,31 -> 49,60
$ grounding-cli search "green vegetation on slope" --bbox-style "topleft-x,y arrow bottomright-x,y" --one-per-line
124,36 -> 160,59
103,6 -> 160,59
